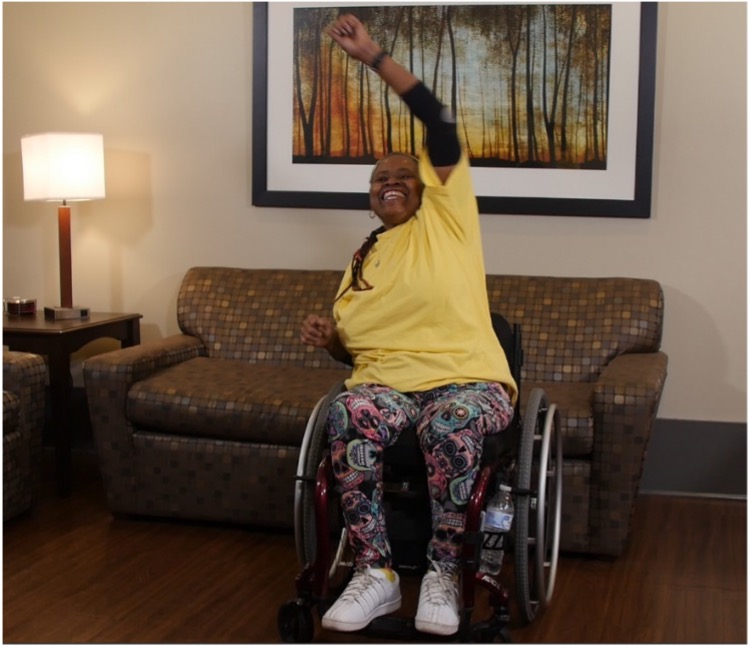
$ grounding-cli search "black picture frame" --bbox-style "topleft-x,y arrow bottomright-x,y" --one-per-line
252,2 -> 658,218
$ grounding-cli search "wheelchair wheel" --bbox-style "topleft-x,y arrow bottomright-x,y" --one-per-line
514,387 -> 563,624
293,382 -> 352,591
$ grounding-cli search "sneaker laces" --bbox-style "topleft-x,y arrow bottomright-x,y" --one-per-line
423,560 -> 459,607
338,567 -> 385,605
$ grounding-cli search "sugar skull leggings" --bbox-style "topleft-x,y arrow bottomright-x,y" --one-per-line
327,381 -> 514,569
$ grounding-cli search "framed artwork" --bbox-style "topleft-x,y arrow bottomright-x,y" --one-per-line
252,2 -> 657,218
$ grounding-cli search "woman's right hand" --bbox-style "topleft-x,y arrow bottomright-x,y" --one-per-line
300,314 -> 337,349
301,314 -> 352,365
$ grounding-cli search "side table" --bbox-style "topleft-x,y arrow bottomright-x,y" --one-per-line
3,311 -> 142,495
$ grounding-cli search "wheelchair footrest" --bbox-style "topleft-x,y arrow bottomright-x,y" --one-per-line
362,615 -> 458,643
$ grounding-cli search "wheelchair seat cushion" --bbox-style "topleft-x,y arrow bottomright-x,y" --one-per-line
126,357 -> 349,445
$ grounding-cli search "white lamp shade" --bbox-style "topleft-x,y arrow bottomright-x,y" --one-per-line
21,132 -> 105,201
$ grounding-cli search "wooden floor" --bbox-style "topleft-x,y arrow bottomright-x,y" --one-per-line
3,450 -> 747,644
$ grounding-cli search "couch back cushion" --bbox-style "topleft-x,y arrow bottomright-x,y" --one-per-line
177,267 -> 344,368
177,268 -> 664,381
486,275 -> 664,384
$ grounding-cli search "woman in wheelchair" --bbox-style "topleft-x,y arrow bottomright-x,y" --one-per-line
299,14 -> 518,637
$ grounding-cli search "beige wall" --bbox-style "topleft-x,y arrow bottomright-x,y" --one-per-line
3,3 -> 746,424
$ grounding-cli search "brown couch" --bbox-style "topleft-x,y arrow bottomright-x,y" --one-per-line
3,350 -> 47,520
84,267 -> 667,556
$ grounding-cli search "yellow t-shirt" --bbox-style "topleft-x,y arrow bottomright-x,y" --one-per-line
333,149 -> 518,403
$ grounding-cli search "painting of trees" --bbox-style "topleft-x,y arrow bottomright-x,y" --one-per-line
292,4 -> 612,170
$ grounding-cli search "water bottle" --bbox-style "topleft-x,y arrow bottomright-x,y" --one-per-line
480,483 -> 514,575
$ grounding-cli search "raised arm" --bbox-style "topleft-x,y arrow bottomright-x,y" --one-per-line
327,14 -> 460,184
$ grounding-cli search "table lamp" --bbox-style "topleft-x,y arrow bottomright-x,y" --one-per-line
21,133 -> 105,320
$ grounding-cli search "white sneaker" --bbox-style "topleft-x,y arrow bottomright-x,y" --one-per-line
414,564 -> 460,636
322,566 -> 401,632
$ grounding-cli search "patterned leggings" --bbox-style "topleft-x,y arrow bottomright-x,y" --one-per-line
327,381 -> 514,569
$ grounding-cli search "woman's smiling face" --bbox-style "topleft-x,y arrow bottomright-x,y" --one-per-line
369,154 -> 424,229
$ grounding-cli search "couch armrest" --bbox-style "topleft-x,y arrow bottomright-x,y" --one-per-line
4,350 -> 47,400
590,351 -> 668,555
3,351 -> 47,517
83,334 -> 204,512
83,333 -> 205,385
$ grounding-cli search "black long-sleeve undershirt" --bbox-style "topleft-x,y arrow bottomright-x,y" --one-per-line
400,82 -> 460,167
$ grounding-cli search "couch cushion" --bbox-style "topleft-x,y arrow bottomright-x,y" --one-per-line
176,267 -> 346,368
126,357 -> 350,445
486,275 -> 664,383
522,382 -> 594,457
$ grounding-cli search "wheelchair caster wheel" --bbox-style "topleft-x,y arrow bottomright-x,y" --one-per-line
277,600 -> 314,643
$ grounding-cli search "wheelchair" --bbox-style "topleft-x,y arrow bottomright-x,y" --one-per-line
278,314 -> 563,642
